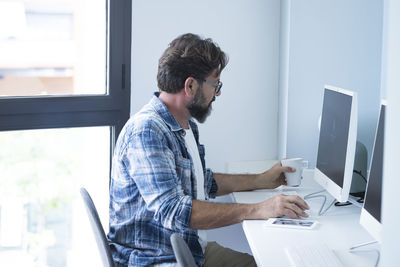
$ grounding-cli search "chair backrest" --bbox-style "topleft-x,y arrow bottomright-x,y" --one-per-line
170,233 -> 197,267
80,187 -> 115,267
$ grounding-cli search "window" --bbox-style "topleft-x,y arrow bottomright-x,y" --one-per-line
0,1 -> 107,97
0,0 -> 131,266
0,127 -> 110,266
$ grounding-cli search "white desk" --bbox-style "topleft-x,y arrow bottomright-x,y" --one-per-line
232,169 -> 380,267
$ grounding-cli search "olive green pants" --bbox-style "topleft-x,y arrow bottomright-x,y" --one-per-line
203,242 -> 257,267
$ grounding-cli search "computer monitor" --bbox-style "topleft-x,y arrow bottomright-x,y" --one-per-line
360,100 -> 385,243
314,85 -> 358,203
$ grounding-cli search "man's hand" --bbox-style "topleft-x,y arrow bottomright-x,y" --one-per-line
257,161 -> 296,189
214,160 -> 297,196
253,194 -> 310,219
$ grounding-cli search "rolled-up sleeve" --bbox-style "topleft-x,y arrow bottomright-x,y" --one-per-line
204,168 -> 218,199
122,126 -> 192,231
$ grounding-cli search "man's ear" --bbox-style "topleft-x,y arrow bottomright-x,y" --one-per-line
184,77 -> 197,97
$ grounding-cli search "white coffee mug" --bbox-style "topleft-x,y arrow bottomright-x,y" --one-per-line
281,158 -> 308,186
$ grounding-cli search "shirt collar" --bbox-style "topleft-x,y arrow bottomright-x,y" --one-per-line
150,92 -> 184,132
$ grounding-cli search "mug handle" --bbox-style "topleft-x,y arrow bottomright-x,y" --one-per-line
302,160 -> 309,169
300,160 -> 308,180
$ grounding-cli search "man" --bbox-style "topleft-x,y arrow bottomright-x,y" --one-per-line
108,33 -> 309,266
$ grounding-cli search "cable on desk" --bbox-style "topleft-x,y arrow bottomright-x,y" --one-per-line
349,241 -> 380,267
349,240 -> 378,250
304,190 -> 336,216
350,191 -> 365,204
353,169 -> 368,183
334,201 -> 352,207
304,190 -> 325,198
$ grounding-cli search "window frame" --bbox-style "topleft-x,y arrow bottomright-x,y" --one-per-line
0,0 -> 131,141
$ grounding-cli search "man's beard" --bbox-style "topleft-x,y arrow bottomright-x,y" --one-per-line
187,87 -> 215,123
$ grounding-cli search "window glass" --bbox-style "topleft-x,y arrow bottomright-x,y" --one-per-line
0,0 -> 107,97
0,127 -> 110,267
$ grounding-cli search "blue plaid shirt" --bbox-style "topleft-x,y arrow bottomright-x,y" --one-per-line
108,93 -> 218,266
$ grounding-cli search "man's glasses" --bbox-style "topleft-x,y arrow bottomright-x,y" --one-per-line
203,79 -> 223,94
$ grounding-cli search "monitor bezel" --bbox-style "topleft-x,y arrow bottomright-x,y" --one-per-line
360,208 -> 382,243
359,99 -> 386,243
314,85 -> 358,203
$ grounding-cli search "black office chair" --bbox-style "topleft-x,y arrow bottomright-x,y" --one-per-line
80,187 -> 115,267
170,233 -> 197,267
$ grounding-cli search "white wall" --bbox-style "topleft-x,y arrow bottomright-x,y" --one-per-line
381,0 -> 400,266
131,0 -> 281,172
280,0 -> 383,167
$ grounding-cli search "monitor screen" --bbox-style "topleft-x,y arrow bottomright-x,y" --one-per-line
316,88 -> 353,188
363,104 -> 385,223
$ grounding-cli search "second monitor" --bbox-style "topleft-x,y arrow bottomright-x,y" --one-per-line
314,85 -> 358,203
360,100 -> 386,243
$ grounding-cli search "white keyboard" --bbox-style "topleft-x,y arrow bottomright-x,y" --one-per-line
285,244 -> 344,267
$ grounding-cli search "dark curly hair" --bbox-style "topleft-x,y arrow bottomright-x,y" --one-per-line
157,33 -> 228,93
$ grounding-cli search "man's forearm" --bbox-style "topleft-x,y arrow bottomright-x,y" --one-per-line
190,199 -> 259,229
190,194 -> 310,230
214,173 -> 268,196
